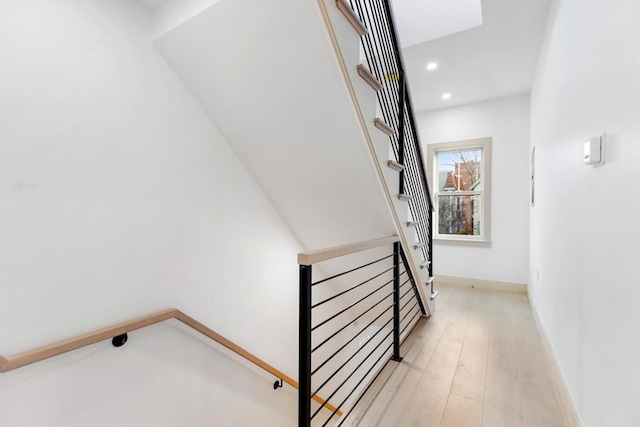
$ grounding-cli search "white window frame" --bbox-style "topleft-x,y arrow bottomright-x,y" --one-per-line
427,137 -> 492,243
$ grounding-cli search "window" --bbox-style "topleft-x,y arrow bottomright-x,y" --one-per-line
427,138 -> 491,242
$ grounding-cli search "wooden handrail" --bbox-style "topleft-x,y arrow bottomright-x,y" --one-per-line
297,235 -> 399,265
0,309 -> 179,372
0,309 -> 341,415
172,311 -> 299,390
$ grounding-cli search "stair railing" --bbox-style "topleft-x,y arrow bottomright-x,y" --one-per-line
348,0 -> 435,295
298,236 -> 424,426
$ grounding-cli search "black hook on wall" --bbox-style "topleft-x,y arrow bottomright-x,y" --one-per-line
273,378 -> 283,390
112,333 -> 128,347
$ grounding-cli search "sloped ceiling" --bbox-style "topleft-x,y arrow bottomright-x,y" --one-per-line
402,0 -> 552,111
391,0 -> 483,47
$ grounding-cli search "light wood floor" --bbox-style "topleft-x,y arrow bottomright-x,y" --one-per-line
340,283 -> 566,427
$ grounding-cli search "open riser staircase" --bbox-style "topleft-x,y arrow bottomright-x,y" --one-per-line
297,1 -> 438,425
320,0 -> 437,310
152,0 -> 437,424
152,0 -> 436,313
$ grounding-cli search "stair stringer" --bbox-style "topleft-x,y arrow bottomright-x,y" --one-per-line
317,0 -> 433,316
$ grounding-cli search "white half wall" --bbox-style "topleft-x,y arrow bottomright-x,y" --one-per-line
417,94 -> 531,285
0,0 -> 303,384
529,1 -> 640,426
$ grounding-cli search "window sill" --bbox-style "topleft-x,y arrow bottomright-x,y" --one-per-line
434,236 -> 492,245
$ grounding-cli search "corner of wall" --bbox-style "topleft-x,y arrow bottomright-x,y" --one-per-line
527,287 -> 582,427
150,0 -> 220,40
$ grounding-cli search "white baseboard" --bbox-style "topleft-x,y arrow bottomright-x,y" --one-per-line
528,290 -> 582,427
436,275 -> 527,293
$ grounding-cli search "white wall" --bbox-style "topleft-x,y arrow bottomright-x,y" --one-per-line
153,0 -> 398,253
417,94 -> 530,284
0,0 -> 303,393
529,1 -> 640,426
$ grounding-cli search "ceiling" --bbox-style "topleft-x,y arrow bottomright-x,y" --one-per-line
136,0 -> 550,113
135,0 -> 165,11
403,0 -> 551,112
391,0 -> 483,47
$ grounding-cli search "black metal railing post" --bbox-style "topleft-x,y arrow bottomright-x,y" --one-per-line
299,264 -> 312,427
392,242 -> 402,361
429,232 -> 434,278
397,71 -> 406,196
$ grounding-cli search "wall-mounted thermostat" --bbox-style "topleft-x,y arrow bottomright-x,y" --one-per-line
584,135 -> 605,167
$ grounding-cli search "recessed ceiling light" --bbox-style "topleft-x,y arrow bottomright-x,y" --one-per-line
426,62 -> 438,71
442,93 -> 451,100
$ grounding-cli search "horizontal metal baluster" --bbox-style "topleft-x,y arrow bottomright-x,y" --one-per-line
311,281 -> 398,354
321,340 -> 395,426
312,253 -> 393,286
311,328 -> 394,421
311,315 -> 393,398
311,301 -> 392,374
312,265 -> 394,308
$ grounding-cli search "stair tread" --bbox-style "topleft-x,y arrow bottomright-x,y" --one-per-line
387,160 -> 404,172
356,64 -> 382,92
336,0 -> 367,36
406,221 -> 419,227
374,118 -> 395,136
425,276 -> 435,284
398,193 -> 413,201
430,291 -> 439,300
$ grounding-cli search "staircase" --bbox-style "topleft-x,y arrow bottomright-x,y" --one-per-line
153,0 -> 436,316
296,1 -> 437,425
320,0 -> 437,310
155,4 -> 437,423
